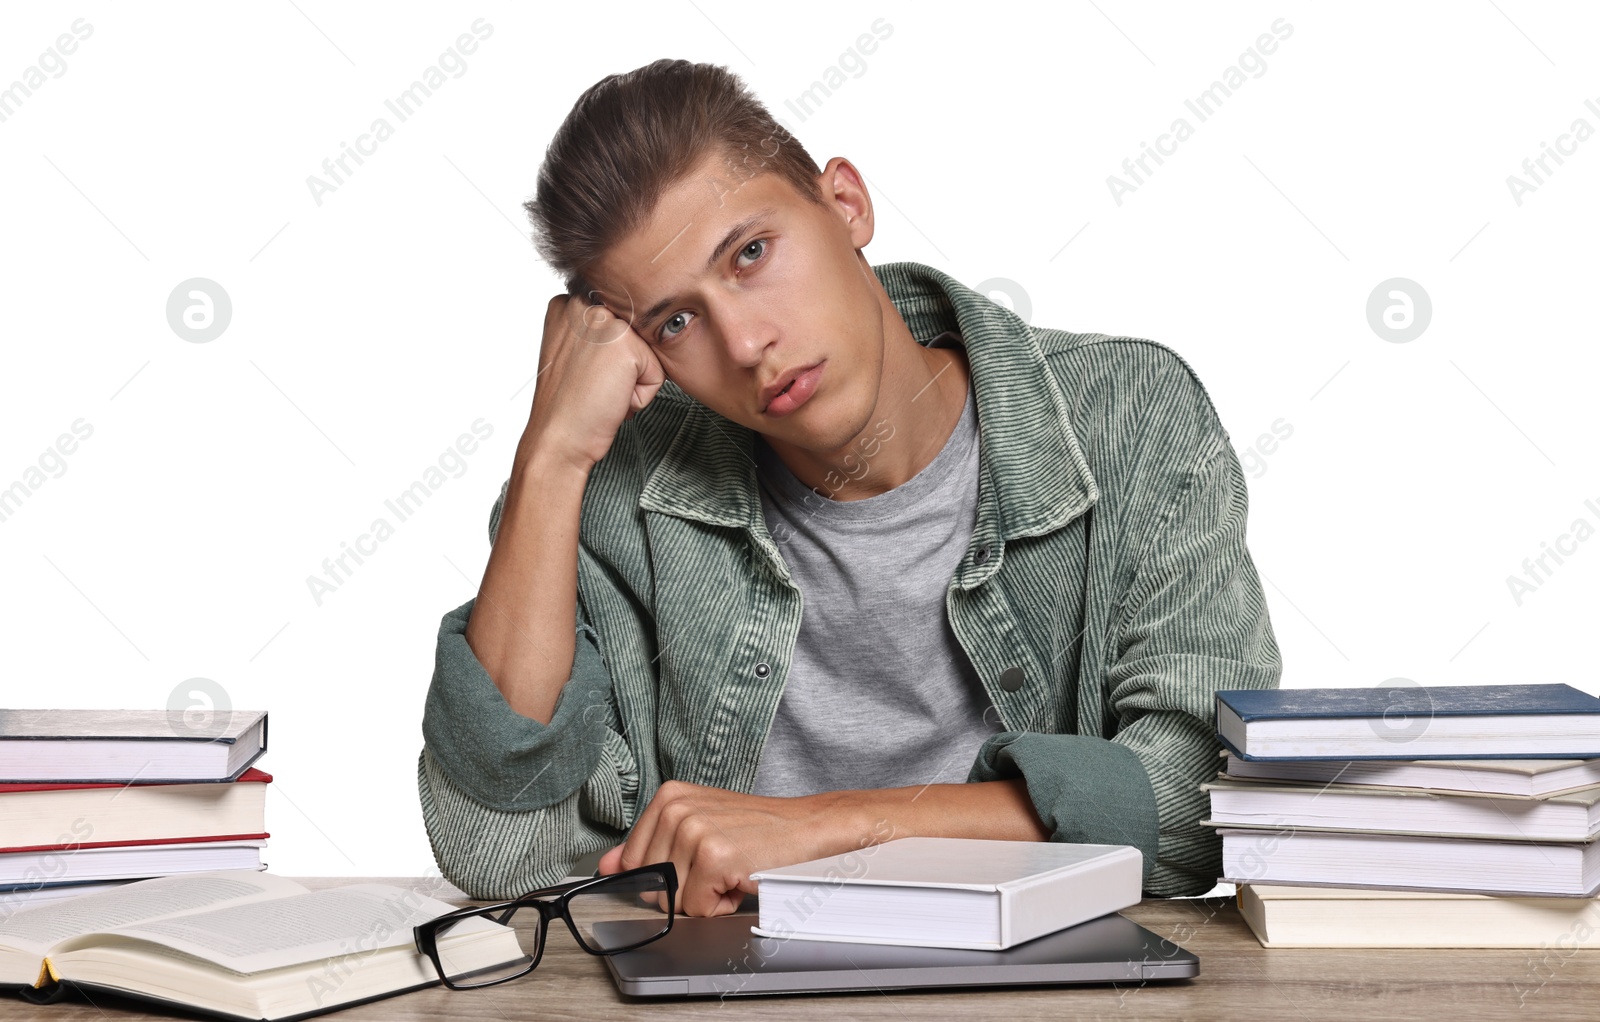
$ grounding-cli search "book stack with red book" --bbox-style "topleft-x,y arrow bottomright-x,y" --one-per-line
0,708 -> 270,915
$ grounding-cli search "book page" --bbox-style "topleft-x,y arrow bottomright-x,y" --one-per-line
60,883 -> 497,974
0,870 -> 306,957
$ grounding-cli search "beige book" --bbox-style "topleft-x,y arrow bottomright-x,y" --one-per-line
0,869 -> 520,1020
1239,882 -> 1600,948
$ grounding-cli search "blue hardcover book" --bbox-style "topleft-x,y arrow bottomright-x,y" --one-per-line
1215,684 -> 1600,761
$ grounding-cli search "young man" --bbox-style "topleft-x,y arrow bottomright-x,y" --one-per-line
418,59 -> 1281,916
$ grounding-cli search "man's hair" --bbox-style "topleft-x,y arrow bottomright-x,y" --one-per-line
524,59 -> 826,301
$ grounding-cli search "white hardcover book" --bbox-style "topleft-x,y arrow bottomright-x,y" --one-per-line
1201,777 -> 1600,841
1218,826 -> 1600,897
749,837 -> 1143,950
1219,750 -> 1600,798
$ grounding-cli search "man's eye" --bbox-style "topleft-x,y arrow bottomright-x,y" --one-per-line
737,237 -> 767,267
655,239 -> 768,343
658,311 -> 692,343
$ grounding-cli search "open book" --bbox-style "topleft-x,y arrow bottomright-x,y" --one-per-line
0,869 -> 521,1021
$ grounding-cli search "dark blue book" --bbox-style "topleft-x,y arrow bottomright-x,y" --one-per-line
1215,684 -> 1600,760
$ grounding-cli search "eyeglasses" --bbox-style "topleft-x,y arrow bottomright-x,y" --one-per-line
413,862 -> 677,989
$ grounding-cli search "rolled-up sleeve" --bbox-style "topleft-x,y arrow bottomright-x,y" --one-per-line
970,438 -> 1281,897
416,480 -> 644,898
422,596 -> 620,812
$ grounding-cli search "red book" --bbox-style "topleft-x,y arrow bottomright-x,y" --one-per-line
0,768 -> 271,852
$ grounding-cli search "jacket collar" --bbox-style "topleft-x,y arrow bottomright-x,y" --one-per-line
638,260 -> 1098,543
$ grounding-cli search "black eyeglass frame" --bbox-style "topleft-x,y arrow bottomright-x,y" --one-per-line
412,861 -> 678,990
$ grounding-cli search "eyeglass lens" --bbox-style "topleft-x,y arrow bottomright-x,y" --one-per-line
428,867 -> 672,987
565,867 -> 673,953
429,910 -> 540,988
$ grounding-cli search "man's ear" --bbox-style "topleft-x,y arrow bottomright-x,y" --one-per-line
814,157 -> 874,249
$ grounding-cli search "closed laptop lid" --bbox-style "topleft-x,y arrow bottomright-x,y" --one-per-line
599,910 -> 1197,997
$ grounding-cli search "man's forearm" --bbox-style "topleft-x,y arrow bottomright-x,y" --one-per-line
463,438 -> 592,724
827,778 -> 1051,846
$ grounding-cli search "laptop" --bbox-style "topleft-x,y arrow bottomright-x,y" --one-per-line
596,909 -> 1198,997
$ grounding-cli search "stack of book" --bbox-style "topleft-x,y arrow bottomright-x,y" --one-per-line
1203,683 -> 1600,947
0,708 -> 270,913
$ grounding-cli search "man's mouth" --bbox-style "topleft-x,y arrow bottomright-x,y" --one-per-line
763,361 -> 825,416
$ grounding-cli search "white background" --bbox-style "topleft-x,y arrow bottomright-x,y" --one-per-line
1,1 -> 1596,881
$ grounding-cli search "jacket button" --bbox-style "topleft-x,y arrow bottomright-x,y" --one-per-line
754,662 -> 771,678
974,544 -> 990,564
998,666 -> 1025,692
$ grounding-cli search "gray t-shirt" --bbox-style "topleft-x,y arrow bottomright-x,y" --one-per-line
749,332 -> 1002,797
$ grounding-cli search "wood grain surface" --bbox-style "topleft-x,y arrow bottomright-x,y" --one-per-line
7,877 -> 1598,1021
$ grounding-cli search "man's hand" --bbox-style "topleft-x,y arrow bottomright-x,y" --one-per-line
595,781 -> 874,917
520,293 -> 668,475
595,778 -> 1050,917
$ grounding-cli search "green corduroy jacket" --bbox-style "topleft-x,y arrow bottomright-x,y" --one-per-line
418,260 -> 1281,899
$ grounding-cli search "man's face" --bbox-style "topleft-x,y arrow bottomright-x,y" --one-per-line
585,149 -> 886,455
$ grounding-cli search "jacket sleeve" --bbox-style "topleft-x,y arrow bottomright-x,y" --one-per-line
969,438 -> 1281,897
416,479 -> 645,899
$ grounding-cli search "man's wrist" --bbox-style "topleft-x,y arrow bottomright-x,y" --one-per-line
815,780 -> 1050,847
513,436 -> 592,488
808,788 -> 896,852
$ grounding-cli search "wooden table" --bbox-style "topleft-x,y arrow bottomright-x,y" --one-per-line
9,877 -> 1600,1020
